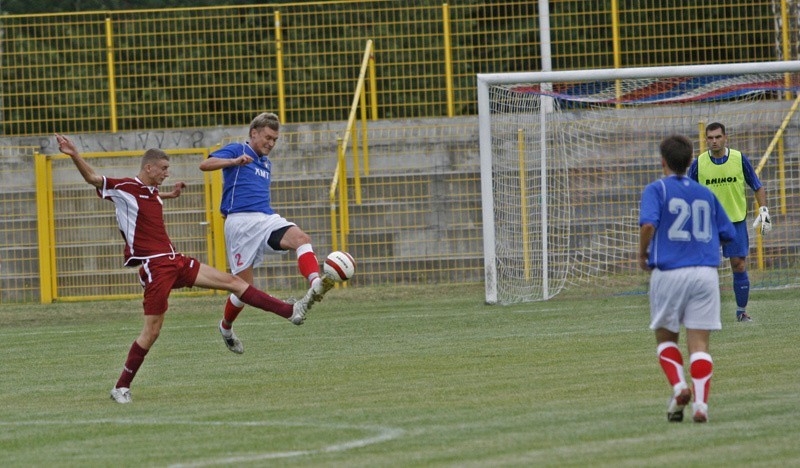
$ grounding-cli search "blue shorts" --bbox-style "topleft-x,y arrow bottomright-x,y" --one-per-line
722,220 -> 749,259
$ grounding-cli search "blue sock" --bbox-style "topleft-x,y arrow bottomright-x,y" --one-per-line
733,271 -> 749,311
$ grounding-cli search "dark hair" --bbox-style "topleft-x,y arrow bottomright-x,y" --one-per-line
705,122 -> 726,135
659,134 -> 693,174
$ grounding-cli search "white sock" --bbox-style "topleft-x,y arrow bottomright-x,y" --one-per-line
229,293 -> 244,308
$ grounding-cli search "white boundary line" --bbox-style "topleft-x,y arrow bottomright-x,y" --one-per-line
0,419 -> 404,466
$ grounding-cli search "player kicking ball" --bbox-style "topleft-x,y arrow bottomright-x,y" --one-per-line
200,112 -> 334,354
638,134 -> 736,422
56,133 -> 318,404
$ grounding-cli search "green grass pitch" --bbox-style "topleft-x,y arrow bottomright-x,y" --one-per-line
1,285 -> 798,466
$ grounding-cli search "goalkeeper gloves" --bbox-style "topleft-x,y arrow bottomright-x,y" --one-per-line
752,206 -> 772,234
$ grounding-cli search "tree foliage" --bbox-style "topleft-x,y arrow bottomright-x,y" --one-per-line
0,1 -> 785,135
1,0 -> 266,14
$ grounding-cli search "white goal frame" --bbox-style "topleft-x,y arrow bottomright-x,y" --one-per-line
477,60 -> 800,304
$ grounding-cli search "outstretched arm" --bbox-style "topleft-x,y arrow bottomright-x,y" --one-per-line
199,155 -> 254,171
55,134 -> 103,189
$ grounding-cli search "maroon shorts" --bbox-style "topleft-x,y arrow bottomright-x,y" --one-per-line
138,254 -> 201,315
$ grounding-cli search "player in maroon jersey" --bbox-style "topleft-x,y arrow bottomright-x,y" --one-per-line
56,134 -> 317,404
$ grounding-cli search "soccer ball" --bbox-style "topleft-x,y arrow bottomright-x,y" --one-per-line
323,251 -> 356,282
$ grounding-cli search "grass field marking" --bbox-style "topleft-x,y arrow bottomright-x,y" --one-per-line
0,418 -> 405,466
171,424 -> 405,467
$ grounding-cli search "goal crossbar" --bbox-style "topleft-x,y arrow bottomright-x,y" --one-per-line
477,61 -> 800,86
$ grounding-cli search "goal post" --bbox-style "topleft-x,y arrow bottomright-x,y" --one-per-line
478,61 -> 800,305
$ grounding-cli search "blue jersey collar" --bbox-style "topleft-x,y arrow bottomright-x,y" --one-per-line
709,148 -> 728,164
245,142 -> 268,163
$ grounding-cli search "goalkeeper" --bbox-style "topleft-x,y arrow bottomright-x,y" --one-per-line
688,122 -> 771,322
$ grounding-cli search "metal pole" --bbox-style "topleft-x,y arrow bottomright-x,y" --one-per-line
0,0 -> 5,135
538,0 -> 552,298
274,11 -> 287,124
442,3 -> 455,117
105,18 -> 118,133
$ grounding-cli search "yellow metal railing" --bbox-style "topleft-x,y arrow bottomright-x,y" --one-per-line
697,121 -> 707,154
442,3 -> 455,118
328,40 -> 376,253
274,10 -> 288,124
9,103 -> 799,304
105,18 -> 119,133
205,144 -> 228,275
0,146 -> 41,304
33,150 -> 55,303
751,93 -> 800,270
517,129 -> 530,280
36,148 -> 214,302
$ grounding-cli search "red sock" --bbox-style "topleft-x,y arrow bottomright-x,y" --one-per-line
221,296 -> 245,329
115,340 -> 149,389
657,341 -> 685,387
690,352 -> 713,404
239,285 -> 293,319
298,250 -> 320,283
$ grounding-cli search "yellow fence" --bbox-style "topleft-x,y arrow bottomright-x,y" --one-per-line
35,148 -> 216,303
1,1 -> 799,303
14,119 -> 483,302
202,118 -> 484,300
0,146 -> 41,303
2,104 -> 798,305
329,40 -> 377,255
11,118 -> 481,304
1,0 -> 796,136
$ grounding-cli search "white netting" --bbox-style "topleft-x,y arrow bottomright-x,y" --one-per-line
488,90 -> 571,302
483,69 -> 800,303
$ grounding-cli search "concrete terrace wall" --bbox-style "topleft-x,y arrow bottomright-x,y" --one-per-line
0,117 -> 486,301
3,106 -> 799,302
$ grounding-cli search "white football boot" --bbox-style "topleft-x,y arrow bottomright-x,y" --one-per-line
692,402 -> 709,423
310,274 -> 336,303
666,382 -> 691,422
290,292 -> 313,325
110,387 -> 132,404
218,320 -> 244,354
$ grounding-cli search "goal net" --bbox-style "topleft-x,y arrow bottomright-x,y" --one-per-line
478,62 -> 800,304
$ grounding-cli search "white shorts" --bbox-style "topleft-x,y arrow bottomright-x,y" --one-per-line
224,212 -> 295,274
649,266 -> 721,333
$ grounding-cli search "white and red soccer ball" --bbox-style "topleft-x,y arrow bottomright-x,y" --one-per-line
323,251 -> 356,282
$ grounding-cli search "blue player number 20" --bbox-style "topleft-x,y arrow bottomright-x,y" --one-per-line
667,198 -> 712,243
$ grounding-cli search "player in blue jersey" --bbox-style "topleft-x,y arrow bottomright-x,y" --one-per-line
639,134 -> 736,423
200,112 -> 334,354
688,122 -> 771,322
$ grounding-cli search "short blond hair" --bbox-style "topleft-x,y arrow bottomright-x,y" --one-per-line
249,112 -> 280,134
